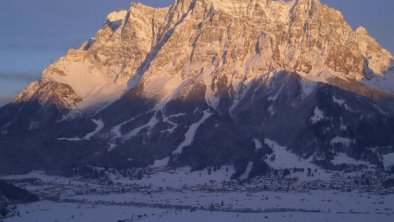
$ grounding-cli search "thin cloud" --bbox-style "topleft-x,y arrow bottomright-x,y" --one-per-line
0,72 -> 39,83
0,37 -> 89,52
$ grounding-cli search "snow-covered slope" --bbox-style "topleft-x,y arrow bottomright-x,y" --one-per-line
12,5 -> 169,112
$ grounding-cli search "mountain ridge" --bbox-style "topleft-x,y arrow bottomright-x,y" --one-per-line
11,0 -> 394,112
1,0 -> 394,177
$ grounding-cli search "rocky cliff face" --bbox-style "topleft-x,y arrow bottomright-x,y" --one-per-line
1,0 -> 394,176
13,0 -> 394,111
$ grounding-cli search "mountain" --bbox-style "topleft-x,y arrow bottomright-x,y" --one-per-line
1,0 -> 394,177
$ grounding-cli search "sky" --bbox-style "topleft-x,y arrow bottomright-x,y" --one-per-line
0,0 -> 393,105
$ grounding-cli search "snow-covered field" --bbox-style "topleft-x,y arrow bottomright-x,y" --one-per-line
69,190 -> 394,214
4,198 -> 394,222
2,169 -> 394,222
5,201 -> 165,222
138,211 -> 394,222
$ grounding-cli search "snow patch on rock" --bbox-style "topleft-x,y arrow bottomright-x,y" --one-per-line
152,157 -> 170,168
58,119 -> 104,141
239,161 -> 253,180
332,96 -> 352,112
264,139 -> 315,170
173,110 -> 213,155
310,107 -> 325,124
331,153 -> 370,166
123,114 -> 159,141
330,136 -> 355,147
253,138 -> 263,150
84,119 -> 104,140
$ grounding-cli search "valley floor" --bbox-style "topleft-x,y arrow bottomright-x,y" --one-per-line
1,169 -> 394,222
4,200 -> 394,222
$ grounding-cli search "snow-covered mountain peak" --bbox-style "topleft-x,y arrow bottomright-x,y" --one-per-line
356,26 -> 368,35
11,0 -> 394,112
106,10 -> 128,23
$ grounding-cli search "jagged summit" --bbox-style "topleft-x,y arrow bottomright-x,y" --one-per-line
10,0 -> 393,112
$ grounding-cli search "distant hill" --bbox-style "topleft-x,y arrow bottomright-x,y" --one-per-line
0,180 -> 38,217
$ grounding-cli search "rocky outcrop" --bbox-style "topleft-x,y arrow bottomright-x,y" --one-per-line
0,180 -> 38,203
0,180 -> 38,218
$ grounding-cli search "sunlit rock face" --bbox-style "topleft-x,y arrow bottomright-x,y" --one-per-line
12,0 -> 393,111
1,0 -> 394,176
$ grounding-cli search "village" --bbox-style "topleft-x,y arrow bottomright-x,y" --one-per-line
4,165 -> 394,200
2,165 -> 394,222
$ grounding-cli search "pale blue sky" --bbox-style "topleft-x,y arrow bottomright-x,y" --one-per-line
0,0 -> 393,105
